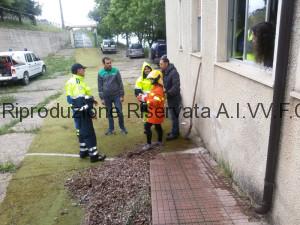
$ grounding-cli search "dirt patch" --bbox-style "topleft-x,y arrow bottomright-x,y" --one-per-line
66,147 -> 160,225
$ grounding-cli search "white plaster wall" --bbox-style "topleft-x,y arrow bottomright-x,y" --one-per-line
0,28 -> 70,57
166,0 -> 300,221
166,0 -> 272,203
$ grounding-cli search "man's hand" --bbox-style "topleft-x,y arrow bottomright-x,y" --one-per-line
120,96 -> 124,103
101,100 -> 105,106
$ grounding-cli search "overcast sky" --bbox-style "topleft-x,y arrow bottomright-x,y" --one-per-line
37,0 -> 96,26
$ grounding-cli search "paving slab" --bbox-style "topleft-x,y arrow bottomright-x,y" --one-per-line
150,153 -> 266,225
11,113 -> 44,132
0,133 -> 35,165
0,173 -> 12,203
17,75 -> 67,93
0,116 -> 14,128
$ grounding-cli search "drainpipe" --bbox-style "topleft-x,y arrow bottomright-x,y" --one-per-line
255,0 -> 295,215
184,61 -> 202,139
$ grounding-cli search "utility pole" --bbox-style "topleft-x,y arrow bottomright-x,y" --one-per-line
59,0 -> 65,29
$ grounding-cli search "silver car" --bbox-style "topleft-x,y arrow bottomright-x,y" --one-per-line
126,43 -> 145,58
101,39 -> 117,54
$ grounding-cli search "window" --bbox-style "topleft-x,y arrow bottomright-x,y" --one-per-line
130,44 -> 143,49
196,0 -> 202,52
178,0 -> 183,49
31,54 -> 39,61
228,0 -> 278,67
25,53 -> 33,62
192,0 -> 202,53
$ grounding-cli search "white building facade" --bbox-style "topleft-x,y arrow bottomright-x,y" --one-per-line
165,0 -> 300,224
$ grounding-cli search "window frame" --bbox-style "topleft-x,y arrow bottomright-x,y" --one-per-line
216,0 -> 282,86
228,0 -> 279,67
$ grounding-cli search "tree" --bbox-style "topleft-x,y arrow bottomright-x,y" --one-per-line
0,0 -> 15,8
89,0 -> 166,46
0,0 -> 41,16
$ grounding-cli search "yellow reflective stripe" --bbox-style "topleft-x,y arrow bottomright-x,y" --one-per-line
153,96 -> 161,102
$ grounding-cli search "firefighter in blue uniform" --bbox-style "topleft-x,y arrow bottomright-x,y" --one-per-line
65,63 -> 106,163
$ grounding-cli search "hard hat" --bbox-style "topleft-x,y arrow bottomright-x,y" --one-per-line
147,70 -> 163,86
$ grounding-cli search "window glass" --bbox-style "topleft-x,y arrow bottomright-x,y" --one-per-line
197,16 -> 202,52
131,44 -> 143,49
26,54 -> 33,62
231,0 -> 246,60
158,45 -> 166,51
245,0 -> 266,61
229,0 -> 278,68
31,54 -> 39,61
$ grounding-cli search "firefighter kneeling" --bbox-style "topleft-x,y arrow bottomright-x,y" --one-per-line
65,63 -> 106,163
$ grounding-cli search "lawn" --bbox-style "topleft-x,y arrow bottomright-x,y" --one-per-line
0,48 -> 195,225
0,20 -> 63,32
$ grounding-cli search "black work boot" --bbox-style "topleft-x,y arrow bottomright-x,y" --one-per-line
79,150 -> 89,159
90,154 -> 106,163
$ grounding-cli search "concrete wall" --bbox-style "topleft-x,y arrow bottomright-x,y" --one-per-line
166,0 -> 300,224
0,28 -> 70,58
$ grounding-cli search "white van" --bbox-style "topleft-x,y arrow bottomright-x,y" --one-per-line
0,50 -> 46,85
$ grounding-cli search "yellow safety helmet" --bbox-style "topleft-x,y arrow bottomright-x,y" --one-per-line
147,70 -> 163,86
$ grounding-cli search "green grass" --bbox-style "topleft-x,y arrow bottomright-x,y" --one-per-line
41,56 -> 75,80
0,162 -> 16,173
0,20 -> 63,32
217,158 -> 234,180
0,48 -> 196,225
0,119 -> 19,135
0,95 -> 16,104
34,92 -> 63,110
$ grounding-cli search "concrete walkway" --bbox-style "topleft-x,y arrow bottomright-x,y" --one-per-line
150,153 -> 265,225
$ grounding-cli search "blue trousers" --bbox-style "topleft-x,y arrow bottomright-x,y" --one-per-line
168,105 -> 180,136
104,95 -> 125,131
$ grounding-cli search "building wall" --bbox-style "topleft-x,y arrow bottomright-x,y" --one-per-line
166,0 -> 300,223
0,28 -> 70,57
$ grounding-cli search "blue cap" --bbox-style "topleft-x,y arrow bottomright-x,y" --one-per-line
71,63 -> 87,74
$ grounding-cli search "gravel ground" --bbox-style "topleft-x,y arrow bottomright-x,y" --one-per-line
66,148 -> 160,225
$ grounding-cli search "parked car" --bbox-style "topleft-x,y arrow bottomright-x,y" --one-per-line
126,43 -> 145,58
100,39 -> 117,54
150,40 -> 167,63
0,50 -> 46,85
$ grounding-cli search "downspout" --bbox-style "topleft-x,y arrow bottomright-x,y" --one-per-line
255,0 -> 295,215
184,60 -> 202,139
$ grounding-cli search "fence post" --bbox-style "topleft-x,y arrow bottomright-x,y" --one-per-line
31,15 -> 36,25
17,12 -> 22,23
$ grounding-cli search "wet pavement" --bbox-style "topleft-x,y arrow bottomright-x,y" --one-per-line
150,151 -> 267,225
